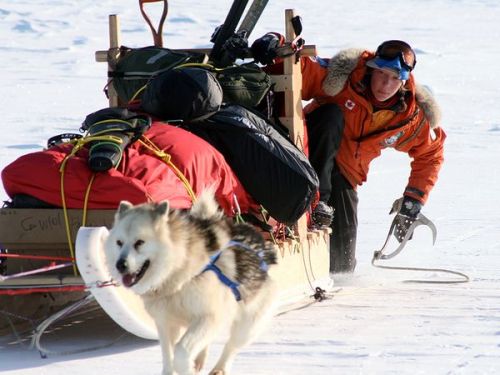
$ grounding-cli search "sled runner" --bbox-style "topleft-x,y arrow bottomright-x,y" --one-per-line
0,4 -> 331,342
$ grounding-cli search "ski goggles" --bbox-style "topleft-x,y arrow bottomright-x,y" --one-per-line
376,40 -> 416,71
367,40 -> 416,80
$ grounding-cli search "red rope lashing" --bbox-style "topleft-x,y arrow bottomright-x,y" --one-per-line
0,253 -> 74,262
0,285 -> 87,296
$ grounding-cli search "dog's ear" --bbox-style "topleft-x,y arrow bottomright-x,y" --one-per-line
117,201 -> 134,219
154,201 -> 170,218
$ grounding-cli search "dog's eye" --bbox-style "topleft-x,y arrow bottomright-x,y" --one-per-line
116,240 -> 123,247
134,239 -> 144,250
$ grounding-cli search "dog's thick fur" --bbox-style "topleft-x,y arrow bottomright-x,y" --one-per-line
105,191 -> 278,375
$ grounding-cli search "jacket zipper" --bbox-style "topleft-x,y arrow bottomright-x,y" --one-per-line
355,115 -> 367,159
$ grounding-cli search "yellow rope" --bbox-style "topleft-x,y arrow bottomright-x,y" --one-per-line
77,134 -> 125,146
138,137 -> 197,202
58,136 -> 116,275
174,62 -> 220,71
82,173 -> 96,226
91,119 -> 134,128
130,85 -> 147,102
59,154 -> 77,275
128,63 -> 220,103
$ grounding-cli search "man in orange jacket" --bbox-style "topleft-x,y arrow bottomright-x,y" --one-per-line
300,40 -> 445,273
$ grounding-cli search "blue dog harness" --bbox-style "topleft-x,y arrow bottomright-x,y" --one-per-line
201,240 -> 269,302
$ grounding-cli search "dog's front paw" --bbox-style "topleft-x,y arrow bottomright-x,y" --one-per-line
173,345 -> 196,375
194,347 -> 208,372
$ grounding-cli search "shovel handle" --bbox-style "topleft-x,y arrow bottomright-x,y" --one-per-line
139,0 -> 168,47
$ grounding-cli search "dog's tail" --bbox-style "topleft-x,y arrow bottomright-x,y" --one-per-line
190,188 -> 223,220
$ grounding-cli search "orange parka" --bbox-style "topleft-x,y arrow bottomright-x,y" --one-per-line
301,49 -> 446,204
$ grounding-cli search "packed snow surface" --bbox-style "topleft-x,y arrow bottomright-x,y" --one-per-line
1,0 -> 499,374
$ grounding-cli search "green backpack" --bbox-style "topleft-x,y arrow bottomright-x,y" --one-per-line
109,46 -> 207,103
214,62 -> 272,108
178,62 -> 273,108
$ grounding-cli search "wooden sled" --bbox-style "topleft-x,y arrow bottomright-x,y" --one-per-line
0,9 -> 331,337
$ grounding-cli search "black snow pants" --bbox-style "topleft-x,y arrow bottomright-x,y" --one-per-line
306,103 -> 358,273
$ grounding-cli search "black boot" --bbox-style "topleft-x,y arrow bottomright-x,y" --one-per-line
328,167 -> 358,274
329,227 -> 357,273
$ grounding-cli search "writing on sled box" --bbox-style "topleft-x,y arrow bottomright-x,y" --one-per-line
0,209 -> 115,249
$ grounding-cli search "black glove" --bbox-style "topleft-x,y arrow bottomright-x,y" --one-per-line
250,32 -> 285,65
312,201 -> 334,227
222,30 -> 249,62
391,196 -> 422,243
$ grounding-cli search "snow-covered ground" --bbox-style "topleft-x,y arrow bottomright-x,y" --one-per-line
1,0 -> 500,374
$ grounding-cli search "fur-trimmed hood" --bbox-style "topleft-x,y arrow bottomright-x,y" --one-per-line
322,48 -> 441,128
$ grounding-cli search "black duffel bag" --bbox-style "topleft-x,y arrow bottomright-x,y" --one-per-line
184,105 -> 319,225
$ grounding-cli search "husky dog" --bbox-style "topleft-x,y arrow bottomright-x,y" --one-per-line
105,190 -> 278,375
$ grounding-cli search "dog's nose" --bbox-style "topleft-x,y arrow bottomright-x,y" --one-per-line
116,258 -> 128,273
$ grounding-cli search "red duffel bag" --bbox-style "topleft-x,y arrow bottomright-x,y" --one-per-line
2,122 -> 256,216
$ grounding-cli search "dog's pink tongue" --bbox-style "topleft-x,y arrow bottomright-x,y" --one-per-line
122,274 -> 135,288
